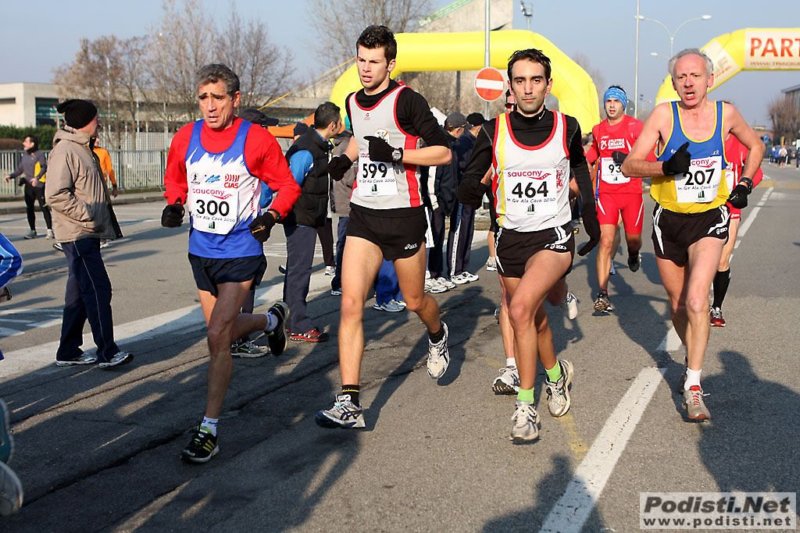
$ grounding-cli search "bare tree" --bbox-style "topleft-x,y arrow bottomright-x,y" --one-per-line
307,0 -> 431,70
216,9 -> 294,108
573,53 -> 606,107
768,94 -> 800,145
147,0 -> 215,120
54,35 -> 146,147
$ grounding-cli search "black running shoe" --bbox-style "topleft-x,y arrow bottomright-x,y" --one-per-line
628,253 -> 641,272
181,426 -> 219,464
265,301 -> 289,356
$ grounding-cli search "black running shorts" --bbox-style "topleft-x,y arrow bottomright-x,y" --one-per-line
188,254 -> 267,296
495,222 -> 575,279
346,204 -> 427,260
651,204 -> 729,266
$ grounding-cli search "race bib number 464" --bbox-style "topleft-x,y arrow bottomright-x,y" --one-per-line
504,168 -> 558,217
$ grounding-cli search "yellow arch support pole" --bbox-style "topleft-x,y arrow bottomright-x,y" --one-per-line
330,30 -> 600,132
655,28 -> 800,104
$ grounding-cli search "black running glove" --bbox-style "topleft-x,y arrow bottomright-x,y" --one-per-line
364,135 -> 403,163
662,141 -> 691,176
457,179 -> 490,209
611,151 -> 627,166
328,154 -> 354,181
577,203 -> 601,256
249,211 -> 278,243
161,203 -> 184,228
727,177 -> 753,209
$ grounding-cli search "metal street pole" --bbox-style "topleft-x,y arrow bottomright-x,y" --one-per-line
484,0 -> 491,117
634,0 -> 640,118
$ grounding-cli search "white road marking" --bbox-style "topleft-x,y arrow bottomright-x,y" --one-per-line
542,184 -> 773,532
541,367 -> 666,533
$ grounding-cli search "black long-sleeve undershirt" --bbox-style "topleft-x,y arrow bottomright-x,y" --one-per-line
462,109 -> 595,209
344,80 -> 450,149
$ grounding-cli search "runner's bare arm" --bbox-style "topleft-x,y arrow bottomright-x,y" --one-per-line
621,103 -> 671,178
400,145 -> 451,166
725,103 -> 764,181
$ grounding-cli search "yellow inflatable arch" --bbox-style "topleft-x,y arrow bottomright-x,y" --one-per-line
655,28 -> 800,103
329,30 -> 600,132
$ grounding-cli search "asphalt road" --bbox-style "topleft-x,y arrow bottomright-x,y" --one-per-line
0,164 -> 798,532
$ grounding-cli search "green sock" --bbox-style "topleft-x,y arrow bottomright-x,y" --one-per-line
545,362 -> 562,383
517,388 -> 534,404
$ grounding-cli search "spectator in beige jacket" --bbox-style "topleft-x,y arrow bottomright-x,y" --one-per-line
45,99 -> 132,369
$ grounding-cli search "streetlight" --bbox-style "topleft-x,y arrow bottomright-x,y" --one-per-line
519,1 -> 533,31
632,10 -> 712,117
637,14 -> 712,57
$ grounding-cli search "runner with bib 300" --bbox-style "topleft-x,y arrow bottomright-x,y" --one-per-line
621,49 -> 764,422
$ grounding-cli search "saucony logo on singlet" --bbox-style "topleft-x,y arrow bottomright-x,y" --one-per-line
545,243 -> 567,251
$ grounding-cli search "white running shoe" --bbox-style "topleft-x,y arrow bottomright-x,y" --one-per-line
324,266 -> 335,277
315,394 -> 365,429
510,401 -> 540,443
492,366 -> 520,394
450,273 -> 470,285
463,271 -> 479,282
545,360 -> 574,417
426,323 -> 450,379
486,258 -> 497,272
373,300 -> 405,313
425,278 -> 446,294
437,277 -> 456,290
562,292 -> 578,320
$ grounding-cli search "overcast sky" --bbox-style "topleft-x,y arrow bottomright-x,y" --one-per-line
2,0 -> 798,126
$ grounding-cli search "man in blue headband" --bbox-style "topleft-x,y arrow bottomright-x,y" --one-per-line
585,85 -> 648,313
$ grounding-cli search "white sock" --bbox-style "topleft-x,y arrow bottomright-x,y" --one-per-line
506,357 -> 516,368
265,312 -> 278,332
201,416 -> 218,436
684,368 -> 702,390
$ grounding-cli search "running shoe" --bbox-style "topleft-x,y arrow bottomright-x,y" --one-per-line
100,240 -> 111,249
510,401 -> 540,443
462,271 -> 479,282
545,360 -> 574,417
0,462 -> 23,516
609,263 -> 616,276
231,340 -> 268,358
55,352 -> 98,367
0,287 -> 10,303
710,307 -> 726,328
437,277 -> 456,290
628,253 -> 641,272
315,394 -> 365,429
181,426 -> 219,463
98,351 -> 134,369
52,242 -> 63,252
289,327 -> 328,343
593,290 -> 614,313
426,322 -> 450,379
265,301 -> 289,355
23,230 -> 36,240
324,266 -> 336,277
450,272 -> 471,285
330,288 -> 342,296
683,385 -> 711,421
424,278 -> 447,294
372,300 -> 405,313
562,291 -> 579,320
46,229 -> 55,239
0,400 -> 13,464
492,366 -> 520,395
486,258 -> 497,272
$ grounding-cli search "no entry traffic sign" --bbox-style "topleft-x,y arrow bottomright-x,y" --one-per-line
474,67 -> 506,102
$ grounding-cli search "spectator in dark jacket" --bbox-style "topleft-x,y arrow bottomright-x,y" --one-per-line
5,135 -> 53,239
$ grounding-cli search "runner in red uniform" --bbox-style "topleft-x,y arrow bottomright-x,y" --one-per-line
585,86 -> 647,313
711,134 -> 764,326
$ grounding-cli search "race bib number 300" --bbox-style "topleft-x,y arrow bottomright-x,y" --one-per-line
189,178 -> 239,234
675,156 -> 722,203
357,154 -> 398,197
504,168 -> 558,217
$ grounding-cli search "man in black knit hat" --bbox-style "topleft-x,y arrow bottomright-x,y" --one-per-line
45,99 -> 133,369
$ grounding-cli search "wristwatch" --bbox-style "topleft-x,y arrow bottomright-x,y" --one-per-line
392,148 -> 403,163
